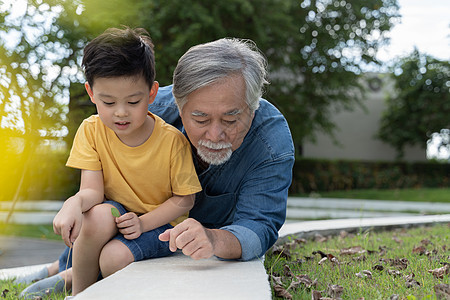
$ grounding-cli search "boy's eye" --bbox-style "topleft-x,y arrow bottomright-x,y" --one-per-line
129,100 -> 140,105
103,101 -> 114,106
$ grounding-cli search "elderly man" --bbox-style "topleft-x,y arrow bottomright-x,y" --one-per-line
154,38 -> 295,261
19,37 -> 294,298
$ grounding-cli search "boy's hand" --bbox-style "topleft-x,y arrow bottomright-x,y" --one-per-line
53,197 -> 83,247
115,212 -> 143,240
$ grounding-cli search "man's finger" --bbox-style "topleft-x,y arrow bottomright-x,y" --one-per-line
159,229 -> 171,242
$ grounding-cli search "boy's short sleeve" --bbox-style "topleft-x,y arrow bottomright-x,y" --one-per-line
169,141 -> 202,196
66,118 -> 102,171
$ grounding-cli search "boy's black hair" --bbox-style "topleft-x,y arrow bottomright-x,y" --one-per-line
82,27 -> 155,89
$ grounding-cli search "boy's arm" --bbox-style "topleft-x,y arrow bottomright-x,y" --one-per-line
139,194 -> 195,232
53,169 -> 104,246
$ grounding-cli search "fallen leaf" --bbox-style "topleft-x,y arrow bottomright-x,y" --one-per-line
288,274 -> 315,290
1,289 -> 9,297
311,290 -> 322,300
387,269 -> 402,277
355,270 -> 372,279
327,253 -> 340,265
412,245 -> 427,255
421,239 -> 432,245
314,233 -> 328,243
283,264 -> 293,277
339,230 -> 349,238
270,274 -> 283,286
392,235 -> 403,244
434,283 -> 450,300
273,284 -> 292,299
373,264 -> 384,271
428,264 -> 450,279
326,284 -> 344,299
403,273 -> 415,281
390,258 -> 408,270
405,279 -> 421,288
341,246 -> 365,255
312,250 -> 327,258
318,257 -> 328,265
272,245 -> 292,260
353,255 -> 366,262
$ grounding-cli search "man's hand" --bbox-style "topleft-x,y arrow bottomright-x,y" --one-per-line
53,197 -> 83,247
158,218 -> 215,260
115,212 -> 143,240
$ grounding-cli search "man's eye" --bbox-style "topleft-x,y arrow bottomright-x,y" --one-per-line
224,120 -> 236,125
195,120 -> 208,125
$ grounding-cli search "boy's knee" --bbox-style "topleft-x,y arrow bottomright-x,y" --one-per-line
99,240 -> 134,277
81,204 -> 116,237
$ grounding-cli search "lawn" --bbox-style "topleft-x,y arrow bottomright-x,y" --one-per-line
265,223 -> 450,299
0,223 -> 60,240
296,187 -> 450,203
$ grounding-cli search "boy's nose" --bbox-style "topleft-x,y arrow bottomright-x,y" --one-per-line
114,107 -> 128,117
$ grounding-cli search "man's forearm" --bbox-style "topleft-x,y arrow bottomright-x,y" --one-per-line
208,228 -> 242,259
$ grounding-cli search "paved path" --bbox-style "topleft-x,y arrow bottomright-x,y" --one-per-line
1,198 -> 449,299
0,236 -> 65,269
286,197 -> 450,221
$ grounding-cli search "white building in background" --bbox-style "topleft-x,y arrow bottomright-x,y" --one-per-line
302,75 -> 427,162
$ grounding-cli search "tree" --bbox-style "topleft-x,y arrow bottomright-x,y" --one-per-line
56,0 -> 400,155
1,0 -> 401,156
377,50 -> 450,159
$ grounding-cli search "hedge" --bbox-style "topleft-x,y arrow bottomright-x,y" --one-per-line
289,158 -> 450,194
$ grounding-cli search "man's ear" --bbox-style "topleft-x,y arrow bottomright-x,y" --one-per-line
85,82 -> 95,104
148,81 -> 159,105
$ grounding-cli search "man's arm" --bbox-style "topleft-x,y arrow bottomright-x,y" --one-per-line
116,194 -> 195,240
159,218 -> 242,260
53,169 -> 104,246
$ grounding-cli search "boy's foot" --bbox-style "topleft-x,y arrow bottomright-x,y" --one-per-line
14,266 -> 49,285
20,274 -> 66,299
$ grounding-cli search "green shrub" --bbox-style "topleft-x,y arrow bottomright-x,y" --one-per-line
290,159 -> 450,193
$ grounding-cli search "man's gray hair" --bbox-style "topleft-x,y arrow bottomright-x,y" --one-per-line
172,38 -> 268,113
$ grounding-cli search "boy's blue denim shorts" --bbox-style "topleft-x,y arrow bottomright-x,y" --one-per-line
59,200 -> 173,272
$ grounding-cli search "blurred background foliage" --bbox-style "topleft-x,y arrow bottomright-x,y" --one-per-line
0,0 -> 448,201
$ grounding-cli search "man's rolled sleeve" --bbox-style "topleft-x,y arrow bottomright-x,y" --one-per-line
221,224 -> 263,261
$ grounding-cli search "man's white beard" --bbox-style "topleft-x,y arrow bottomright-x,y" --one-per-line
197,140 -> 232,165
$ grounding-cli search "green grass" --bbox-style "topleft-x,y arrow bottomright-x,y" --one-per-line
0,223 -> 61,240
296,187 -> 450,203
0,279 -> 68,299
265,223 -> 450,299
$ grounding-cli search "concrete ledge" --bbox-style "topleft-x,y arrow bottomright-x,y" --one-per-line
75,251 -> 271,300
279,214 -> 450,243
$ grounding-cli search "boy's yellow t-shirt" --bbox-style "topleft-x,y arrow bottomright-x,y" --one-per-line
66,112 -> 202,226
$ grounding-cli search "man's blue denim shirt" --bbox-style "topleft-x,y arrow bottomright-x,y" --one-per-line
149,85 -> 295,261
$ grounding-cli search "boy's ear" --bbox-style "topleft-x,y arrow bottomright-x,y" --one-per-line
85,82 -> 95,104
148,81 -> 159,104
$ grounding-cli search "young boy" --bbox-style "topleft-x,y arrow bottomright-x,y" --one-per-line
50,27 -> 202,296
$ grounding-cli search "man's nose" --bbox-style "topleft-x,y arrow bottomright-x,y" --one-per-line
205,122 -> 225,142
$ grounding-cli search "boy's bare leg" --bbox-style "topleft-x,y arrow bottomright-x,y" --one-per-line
47,260 -> 60,276
99,239 -> 134,278
72,204 -> 117,295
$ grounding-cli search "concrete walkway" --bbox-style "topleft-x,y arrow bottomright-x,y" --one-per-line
1,198 -> 449,299
286,197 -> 450,220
